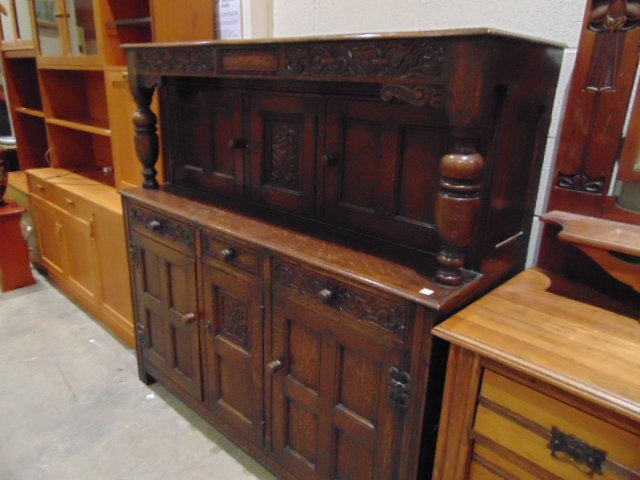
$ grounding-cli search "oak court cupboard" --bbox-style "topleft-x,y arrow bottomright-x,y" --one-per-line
121,30 -> 564,480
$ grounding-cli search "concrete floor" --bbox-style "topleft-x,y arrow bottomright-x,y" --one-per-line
0,272 -> 278,480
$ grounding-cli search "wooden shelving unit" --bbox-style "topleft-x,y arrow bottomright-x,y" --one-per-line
0,0 -> 220,344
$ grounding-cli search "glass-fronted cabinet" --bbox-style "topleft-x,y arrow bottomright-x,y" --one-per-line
0,0 -> 34,48
33,0 -> 101,65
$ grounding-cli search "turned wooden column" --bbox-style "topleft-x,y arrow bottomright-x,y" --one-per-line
435,130 -> 484,286
130,78 -> 160,189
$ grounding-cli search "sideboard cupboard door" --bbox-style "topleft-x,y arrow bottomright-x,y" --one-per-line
270,295 -> 406,480
130,232 -> 202,401
201,264 -> 264,446
323,98 -> 446,251
167,84 -> 245,196
249,93 -> 318,214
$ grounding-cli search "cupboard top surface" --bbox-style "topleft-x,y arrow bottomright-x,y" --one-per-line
121,186 -> 485,313
122,28 -> 566,49
433,268 -> 640,422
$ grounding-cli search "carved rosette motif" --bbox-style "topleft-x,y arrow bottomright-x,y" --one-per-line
268,122 -> 300,188
129,206 -> 194,248
217,291 -> 249,348
273,264 -> 407,333
133,47 -> 216,76
285,42 -> 445,79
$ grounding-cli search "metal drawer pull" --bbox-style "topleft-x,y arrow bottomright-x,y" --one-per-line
220,248 -> 236,261
267,359 -> 284,373
549,426 -> 607,475
318,288 -> 336,304
65,197 -> 75,206
147,219 -> 163,231
181,312 -> 196,324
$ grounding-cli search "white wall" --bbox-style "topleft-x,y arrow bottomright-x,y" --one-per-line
272,0 -> 586,266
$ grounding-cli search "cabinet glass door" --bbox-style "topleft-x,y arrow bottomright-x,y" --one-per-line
34,0 -> 65,56
65,0 -> 98,55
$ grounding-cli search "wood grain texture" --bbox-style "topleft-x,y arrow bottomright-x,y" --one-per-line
433,268 -> 640,422
122,187 -> 481,314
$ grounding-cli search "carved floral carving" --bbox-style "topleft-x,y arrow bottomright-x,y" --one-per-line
273,263 -> 407,333
217,291 -> 249,348
268,123 -> 300,188
380,84 -> 445,108
284,42 -> 445,79
129,206 -> 194,248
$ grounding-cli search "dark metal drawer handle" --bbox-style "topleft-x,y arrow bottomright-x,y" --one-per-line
147,219 -> 164,231
220,248 -> 236,261
318,288 -> 336,304
549,426 -> 607,475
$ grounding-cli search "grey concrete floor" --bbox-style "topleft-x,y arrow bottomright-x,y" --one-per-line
0,271 -> 278,480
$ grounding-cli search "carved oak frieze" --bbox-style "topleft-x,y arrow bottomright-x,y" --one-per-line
132,47 -> 216,76
284,42 -> 446,79
273,263 -> 408,333
380,84 -> 445,107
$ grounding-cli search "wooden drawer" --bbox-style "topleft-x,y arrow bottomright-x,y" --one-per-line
27,173 -> 55,201
127,203 -> 195,256
272,259 -> 410,337
50,187 -> 94,222
201,230 -> 260,276
472,370 -> 640,480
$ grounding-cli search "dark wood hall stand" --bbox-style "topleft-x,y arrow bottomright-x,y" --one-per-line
0,200 -> 35,292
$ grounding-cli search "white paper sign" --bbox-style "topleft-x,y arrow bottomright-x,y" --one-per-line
218,0 -> 243,39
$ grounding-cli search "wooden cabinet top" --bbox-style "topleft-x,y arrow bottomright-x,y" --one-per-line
123,28 -> 564,87
124,28 -> 566,48
122,186 -> 491,313
433,268 -> 640,422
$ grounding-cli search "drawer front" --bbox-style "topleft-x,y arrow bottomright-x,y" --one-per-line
51,188 -> 94,222
127,203 -> 195,256
472,370 -> 640,480
272,260 -> 410,338
27,173 -> 54,201
202,230 -> 260,276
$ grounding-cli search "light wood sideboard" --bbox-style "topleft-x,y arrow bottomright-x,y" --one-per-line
432,268 -> 640,479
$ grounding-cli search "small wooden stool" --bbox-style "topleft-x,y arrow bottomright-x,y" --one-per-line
0,200 -> 35,292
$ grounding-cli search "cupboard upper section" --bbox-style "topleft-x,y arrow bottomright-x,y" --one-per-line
125,31 -> 565,286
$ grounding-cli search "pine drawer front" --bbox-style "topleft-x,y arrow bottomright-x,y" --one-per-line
127,204 -> 195,256
201,230 -> 260,277
51,188 -> 94,222
28,174 -> 54,201
472,370 -> 640,480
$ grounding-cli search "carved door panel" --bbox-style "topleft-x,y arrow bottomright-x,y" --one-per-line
130,232 -> 202,400
249,93 -> 318,214
166,83 -> 245,196
201,264 -> 264,445
270,294 -> 407,480
323,98 -> 447,251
